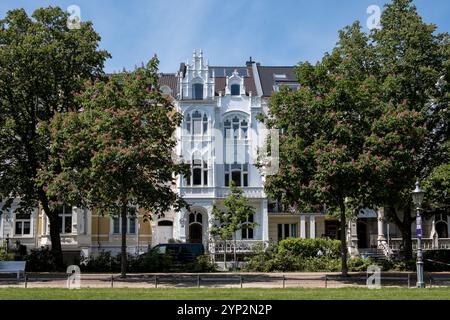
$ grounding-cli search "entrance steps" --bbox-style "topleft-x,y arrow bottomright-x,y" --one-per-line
358,248 -> 389,261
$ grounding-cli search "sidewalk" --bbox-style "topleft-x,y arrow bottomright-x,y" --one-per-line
1,272 -> 450,289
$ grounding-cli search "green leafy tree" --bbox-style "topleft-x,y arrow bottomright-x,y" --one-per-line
0,7 -> 110,268
210,183 -> 256,270
262,22 -> 378,276
42,57 -> 188,277
362,0 -> 450,259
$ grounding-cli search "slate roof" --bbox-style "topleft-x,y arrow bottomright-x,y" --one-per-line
256,65 -> 298,97
158,73 -> 178,95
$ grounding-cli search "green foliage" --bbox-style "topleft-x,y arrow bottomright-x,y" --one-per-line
80,251 -> 215,273
423,163 -> 450,212
262,0 -> 450,263
278,238 -> 341,259
210,183 -> 257,268
0,6 -> 110,267
244,239 -> 348,272
25,247 -> 59,272
43,56 -> 188,276
0,248 -> 14,261
210,183 -> 257,241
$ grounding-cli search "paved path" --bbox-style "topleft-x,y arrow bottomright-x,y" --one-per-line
1,272 -> 450,289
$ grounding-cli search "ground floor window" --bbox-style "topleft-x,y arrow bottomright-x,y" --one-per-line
15,213 -> 31,236
56,205 -> 73,234
277,223 -> 297,241
324,220 -> 340,240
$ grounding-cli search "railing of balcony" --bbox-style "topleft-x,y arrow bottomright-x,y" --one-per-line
389,238 -> 450,250
179,187 -> 265,199
208,240 -> 269,254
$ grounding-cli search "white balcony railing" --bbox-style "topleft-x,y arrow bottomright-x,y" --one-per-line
208,240 -> 269,254
389,238 -> 450,251
179,187 -> 265,199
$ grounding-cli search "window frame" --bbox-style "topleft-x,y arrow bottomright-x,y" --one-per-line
192,83 -> 204,100
14,213 -> 31,236
112,216 -> 138,235
241,214 -> 254,239
56,205 -> 73,235
277,223 -> 298,241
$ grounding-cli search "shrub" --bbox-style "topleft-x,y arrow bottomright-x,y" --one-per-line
423,250 -> 450,272
80,251 -> 120,273
185,254 -> 217,273
80,250 -> 216,273
0,248 -> 14,261
278,238 -> 341,259
25,246 -> 59,272
347,257 -> 375,272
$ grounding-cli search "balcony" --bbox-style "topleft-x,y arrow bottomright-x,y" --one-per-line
179,187 -> 265,199
208,240 -> 269,254
389,238 -> 450,251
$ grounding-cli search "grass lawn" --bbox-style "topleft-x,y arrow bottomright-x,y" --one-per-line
0,287 -> 449,300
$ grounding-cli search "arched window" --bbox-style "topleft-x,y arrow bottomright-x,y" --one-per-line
185,111 -> 208,136
231,84 -> 240,96
241,214 -> 254,239
185,158 -> 208,186
223,116 -> 249,140
192,83 -> 203,100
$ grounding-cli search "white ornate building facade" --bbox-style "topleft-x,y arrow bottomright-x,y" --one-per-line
1,50 -> 449,264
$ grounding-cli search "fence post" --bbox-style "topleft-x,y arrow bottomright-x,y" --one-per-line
240,275 -> 243,288
283,275 -> 285,289
155,275 -> 158,288
24,274 -> 28,288
407,273 -> 410,288
111,275 -> 114,288
325,275 -> 328,288
429,276 -> 432,288
197,275 -> 200,288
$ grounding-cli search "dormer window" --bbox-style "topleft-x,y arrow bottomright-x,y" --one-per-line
192,83 -> 203,100
231,84 -> 240,96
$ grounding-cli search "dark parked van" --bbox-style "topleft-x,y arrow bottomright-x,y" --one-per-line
151,243 -> 205,263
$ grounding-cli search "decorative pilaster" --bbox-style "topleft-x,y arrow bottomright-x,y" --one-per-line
348,218 -> 359,256
309,215 -> 316,239
377,208 -> 386,243
262,199 -> 269,241
300,215 -> 306,238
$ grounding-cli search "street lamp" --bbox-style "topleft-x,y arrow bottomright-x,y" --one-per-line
411,180 -> 425,288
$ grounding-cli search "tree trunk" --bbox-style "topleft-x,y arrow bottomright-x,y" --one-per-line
38,189 -> 64,270
400,205 -> 413,260
48,214 -> 64,270
120,202 -> 128,278
387,206 -> 413,260
339,202 -> 348,277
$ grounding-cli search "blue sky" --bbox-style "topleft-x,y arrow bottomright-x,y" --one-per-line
1,0 -> 449,73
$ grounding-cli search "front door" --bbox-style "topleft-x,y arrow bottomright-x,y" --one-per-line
189,224 -> 202,243
357,220 -> 368,248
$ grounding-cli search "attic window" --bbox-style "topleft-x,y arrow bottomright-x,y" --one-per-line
231,84 -> 240,96
274,74 -> 287,79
